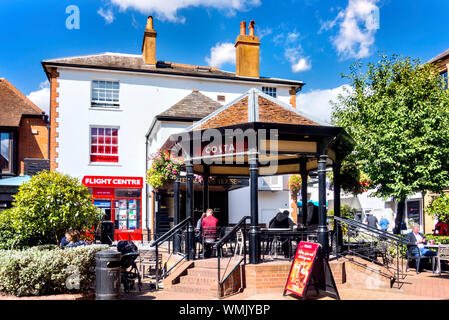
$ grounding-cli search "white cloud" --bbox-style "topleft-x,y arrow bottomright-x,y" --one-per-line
297,85 -> 349,124
291,58 -> 312,73
284,47 -> 311,73
205,42 -> 235,67
107,0 -> 261,22
321,0 -> 379,59
27,81 -> 50,115
98,7 -> 115,24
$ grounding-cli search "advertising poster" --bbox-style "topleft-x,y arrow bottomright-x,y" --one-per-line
284,242 -> 319,297
129,210 -> 136,220
119,209 -> 128,220
118,221 -> 127,230
129,199 -> 137,209
128,220 -> 136,229
118,200 -> 127,209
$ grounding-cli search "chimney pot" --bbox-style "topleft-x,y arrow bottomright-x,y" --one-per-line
249,20 -> 255,36
142,16 -> 157,65
240,21 -> 246,35
146,16 -> 154,31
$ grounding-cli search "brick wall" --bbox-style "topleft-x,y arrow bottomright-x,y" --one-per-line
244,260 -> 291,294
49,68 -> 60,171
18,117 -> 48,175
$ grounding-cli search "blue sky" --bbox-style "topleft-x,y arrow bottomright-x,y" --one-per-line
1,0 -> 448,122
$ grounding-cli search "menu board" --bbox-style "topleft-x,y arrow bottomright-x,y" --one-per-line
284,242 -> 319,298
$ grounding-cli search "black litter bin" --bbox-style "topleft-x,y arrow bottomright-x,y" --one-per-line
95,250 -> 121,300
100,221 -> 115,245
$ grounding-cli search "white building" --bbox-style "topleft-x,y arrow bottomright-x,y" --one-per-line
42,17 -> 305,240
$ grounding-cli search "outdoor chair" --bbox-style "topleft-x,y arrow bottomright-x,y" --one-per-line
139,249 -> 163,279
201,226 -> 220,258
436,244 -> 449,275
406,244 -> 437,274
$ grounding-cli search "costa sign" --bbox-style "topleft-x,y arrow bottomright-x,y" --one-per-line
82,176 -> 143,188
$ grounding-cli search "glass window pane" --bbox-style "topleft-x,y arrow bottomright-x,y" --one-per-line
91,128 -> 97,136
98,128 -> 104,136
105,128 -> 111,136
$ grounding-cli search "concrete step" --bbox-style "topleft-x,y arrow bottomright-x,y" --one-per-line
166,283 -> 218,296
179,275 -> 218,286
187,267 -> 218,278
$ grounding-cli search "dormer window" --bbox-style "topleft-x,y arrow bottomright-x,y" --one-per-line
262,87 -> 277,98
91,80 -> 120,108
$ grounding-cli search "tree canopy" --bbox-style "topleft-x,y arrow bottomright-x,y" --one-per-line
332,54 -> 449,202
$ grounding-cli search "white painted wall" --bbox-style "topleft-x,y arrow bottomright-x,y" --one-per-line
228,187 -> 291,225
55,67 -> 295,230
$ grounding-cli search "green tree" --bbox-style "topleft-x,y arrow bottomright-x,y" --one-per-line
427,193 -> 449,224
332,54 -> 449,233
0,171 -> 102,248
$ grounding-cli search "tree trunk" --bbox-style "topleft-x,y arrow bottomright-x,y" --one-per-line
393,199 -> 406,234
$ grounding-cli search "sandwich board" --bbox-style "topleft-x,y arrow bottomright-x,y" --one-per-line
283,241 -> 340,300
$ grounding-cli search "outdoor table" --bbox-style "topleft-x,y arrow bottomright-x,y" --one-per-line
260,228 -> 309,259
423,244 -> 440,273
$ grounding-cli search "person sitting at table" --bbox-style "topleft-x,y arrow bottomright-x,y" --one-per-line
195,212 -> 207,243
306,203 -> 319,229
269,210 -> 295,229
405,223 -> 436,258
268,210 -> 295,257
201,209 -> 219,258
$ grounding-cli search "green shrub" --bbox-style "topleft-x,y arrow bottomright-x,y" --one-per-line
0,245 -> 108,297
0,171 -> 103,248
424,234 -> 449,244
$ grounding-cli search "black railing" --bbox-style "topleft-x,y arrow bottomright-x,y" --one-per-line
214,216 -> 250,299
333,216 -> 409,288
150,217 -> 192,289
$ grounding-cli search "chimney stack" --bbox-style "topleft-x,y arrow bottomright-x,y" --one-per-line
142,16 -> 157,65
235,20 -> 260,78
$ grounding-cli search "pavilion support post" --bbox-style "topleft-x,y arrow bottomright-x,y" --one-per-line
203,165 -> 210,211
333,159 -> 342,257
249,154 -> 261,264
317,154 -> 329,260
185,161 -> 195,260
300,157 -> 308,226
173,176 -> 181,253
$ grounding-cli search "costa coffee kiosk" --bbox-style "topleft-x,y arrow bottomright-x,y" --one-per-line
82,176 -> 143,241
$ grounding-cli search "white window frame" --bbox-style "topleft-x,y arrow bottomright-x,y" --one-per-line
262,86 -> 277,98
90,79 -> 120,109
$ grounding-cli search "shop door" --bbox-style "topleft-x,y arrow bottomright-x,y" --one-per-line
406,200 -> 421,226
94,200 -> 112,221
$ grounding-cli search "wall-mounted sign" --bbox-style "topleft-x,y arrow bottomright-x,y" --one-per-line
178,177 -> 248,186
193,140 -> 248,157
83,176 -> 143,188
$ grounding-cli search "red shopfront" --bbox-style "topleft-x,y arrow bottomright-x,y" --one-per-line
83,176 -> 143,241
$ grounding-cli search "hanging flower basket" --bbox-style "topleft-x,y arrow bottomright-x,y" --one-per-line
288,175 -> 302,194
146,151 -> 182,189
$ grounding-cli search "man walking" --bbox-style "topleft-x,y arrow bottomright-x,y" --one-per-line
365,213 -> 378,229
379,216 -> 390,232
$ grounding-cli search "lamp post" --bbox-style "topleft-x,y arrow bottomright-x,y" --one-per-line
249,153 -> 260,264
317,154 -> 329,260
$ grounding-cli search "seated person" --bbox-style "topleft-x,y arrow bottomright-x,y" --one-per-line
268,210 -> 295,257
201,209 -> 219,258
269,210 -> 295,229
195,212 -> 207,242
64,230 -> 88,248
306,203 -> 319,228
405,223 -> 436,258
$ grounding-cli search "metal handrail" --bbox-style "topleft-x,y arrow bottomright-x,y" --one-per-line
149,217 -> 192,290
333,216 -> 408,244
333,216 -> 408,288
215,216 -> 250,299
150,217 -> 192,247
